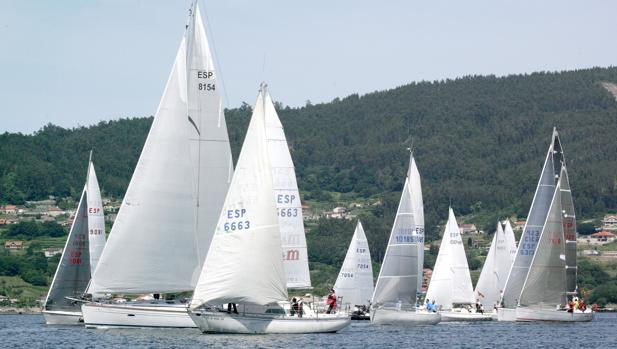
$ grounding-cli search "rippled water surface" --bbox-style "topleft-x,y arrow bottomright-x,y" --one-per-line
1,313 -> 616,348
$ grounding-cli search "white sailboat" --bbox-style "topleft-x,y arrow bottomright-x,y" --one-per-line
188,84 -> 351,334
82,2 -> 233,329
334,221 -> 374,320
498,128 -> 562,321
43,155 -> 107,325
425,208 -> 491,321
265,95 -> 311,289
371,153 -> 440,326
474,219 -> 517,312
514,131 -> 591,322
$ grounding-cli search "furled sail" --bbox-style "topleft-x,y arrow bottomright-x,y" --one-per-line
190,84 -> 288,307
425,208 -> 475,309
334,221 -> 374,307
89,5 -> 232,294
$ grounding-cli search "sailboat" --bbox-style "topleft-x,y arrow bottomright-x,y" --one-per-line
188,84 -> 351,334
334,221 -> 374,320
474,220 -> 517,314
43,154 -> 107,325
499,129 -> 592,322
81,2 -> 233,329
371,153 -> 441,326
266,94 -> 311,289
425,208 -> 491,321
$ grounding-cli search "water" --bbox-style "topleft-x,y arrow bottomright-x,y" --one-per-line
1,313 -> 616,348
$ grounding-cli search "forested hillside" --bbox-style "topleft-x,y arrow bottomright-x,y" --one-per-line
2,67 -> 616,237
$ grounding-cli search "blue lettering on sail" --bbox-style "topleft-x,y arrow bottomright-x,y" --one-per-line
519,229 -> 540,256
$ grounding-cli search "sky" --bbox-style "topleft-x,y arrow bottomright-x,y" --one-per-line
1,0 -> 616,134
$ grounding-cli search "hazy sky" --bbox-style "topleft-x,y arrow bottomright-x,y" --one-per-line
1,0 -> 615,134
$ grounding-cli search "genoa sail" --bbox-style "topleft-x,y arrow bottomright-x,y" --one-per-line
85,159 -> 106,274
264,96 -> 311,289
88,4 -> 232,295
190,84 -> 288,307
334,221 -> 374,307
44,187 -> 91,312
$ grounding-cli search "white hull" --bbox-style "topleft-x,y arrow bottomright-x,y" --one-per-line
189,310 -> 350,334
497,307 -> 517,322
82,302 -> 196,328
440,310 -> 493,322
370,308 -> 441,325
516,307 -> 594,322
43,310 -> 83,325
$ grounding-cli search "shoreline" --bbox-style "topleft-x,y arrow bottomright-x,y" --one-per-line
0,307 -> 41,315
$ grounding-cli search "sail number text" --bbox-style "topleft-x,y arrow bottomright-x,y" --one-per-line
224,209 -> 250,231
519,229 -> 540,256
394,227 -> 424,243
197,71 -> 215,92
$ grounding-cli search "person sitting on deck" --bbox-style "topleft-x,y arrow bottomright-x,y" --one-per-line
227,303 -> 238,314
291,297 -> 299,316
298,298 -> 304,318
326,289 -> 337,314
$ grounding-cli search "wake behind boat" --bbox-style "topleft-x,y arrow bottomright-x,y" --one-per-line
189,84 -> 350,334
82,1 -> 233,329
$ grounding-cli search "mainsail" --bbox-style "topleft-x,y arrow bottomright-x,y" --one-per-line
334,221 -> 374,307
501,128 -> 562,308
44,187 -> 91,312
425,208 -> 475,310
560,165 -> 577,295
474,220 -> 517,309
85,158 -> 106,274
88,4 -> 232,294
264,95 -> 311,289
372,153 -> 424,307
190,84 -> 288,307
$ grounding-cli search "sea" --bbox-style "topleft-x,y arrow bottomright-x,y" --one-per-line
1,313 -> 615,349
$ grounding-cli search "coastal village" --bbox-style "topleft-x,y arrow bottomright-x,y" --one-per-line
1,197 -> 616,311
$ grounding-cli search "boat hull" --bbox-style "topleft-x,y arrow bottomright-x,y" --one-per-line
43,310 -> 83,325
516,307 -> 594,322
370,308 -> 441,325
440,310 -> 493,322
497,307 -> 517,322
189,310 -> 351,334
82,302 -> 196,328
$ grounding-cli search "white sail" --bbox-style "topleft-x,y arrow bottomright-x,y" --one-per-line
85,159 -> 106,275
408,154 -> 425,293
474,221 -> 516,309
44,187 -> 91,312
501,129 -> 562,308
89,6 -> 232,294
334,221 -> 374,307
519,179 -> 566,308
191,84 -> 288,307
503,219 -> 518,265
264,93 -> 311,289
425,208 -> 475,310
372,153 -> 423,307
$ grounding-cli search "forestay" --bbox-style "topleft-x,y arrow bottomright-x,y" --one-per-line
44,188 -> 91,312
190,84 -> 288,307
264,92 -> 311,289
502,129 -> 562,308
372,153 -> 423,307
334,221 -> 374,307
425,208 -> 475,309
89,5 -> 232,294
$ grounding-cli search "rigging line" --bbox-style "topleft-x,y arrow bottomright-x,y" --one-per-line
201,1 -> 230,105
